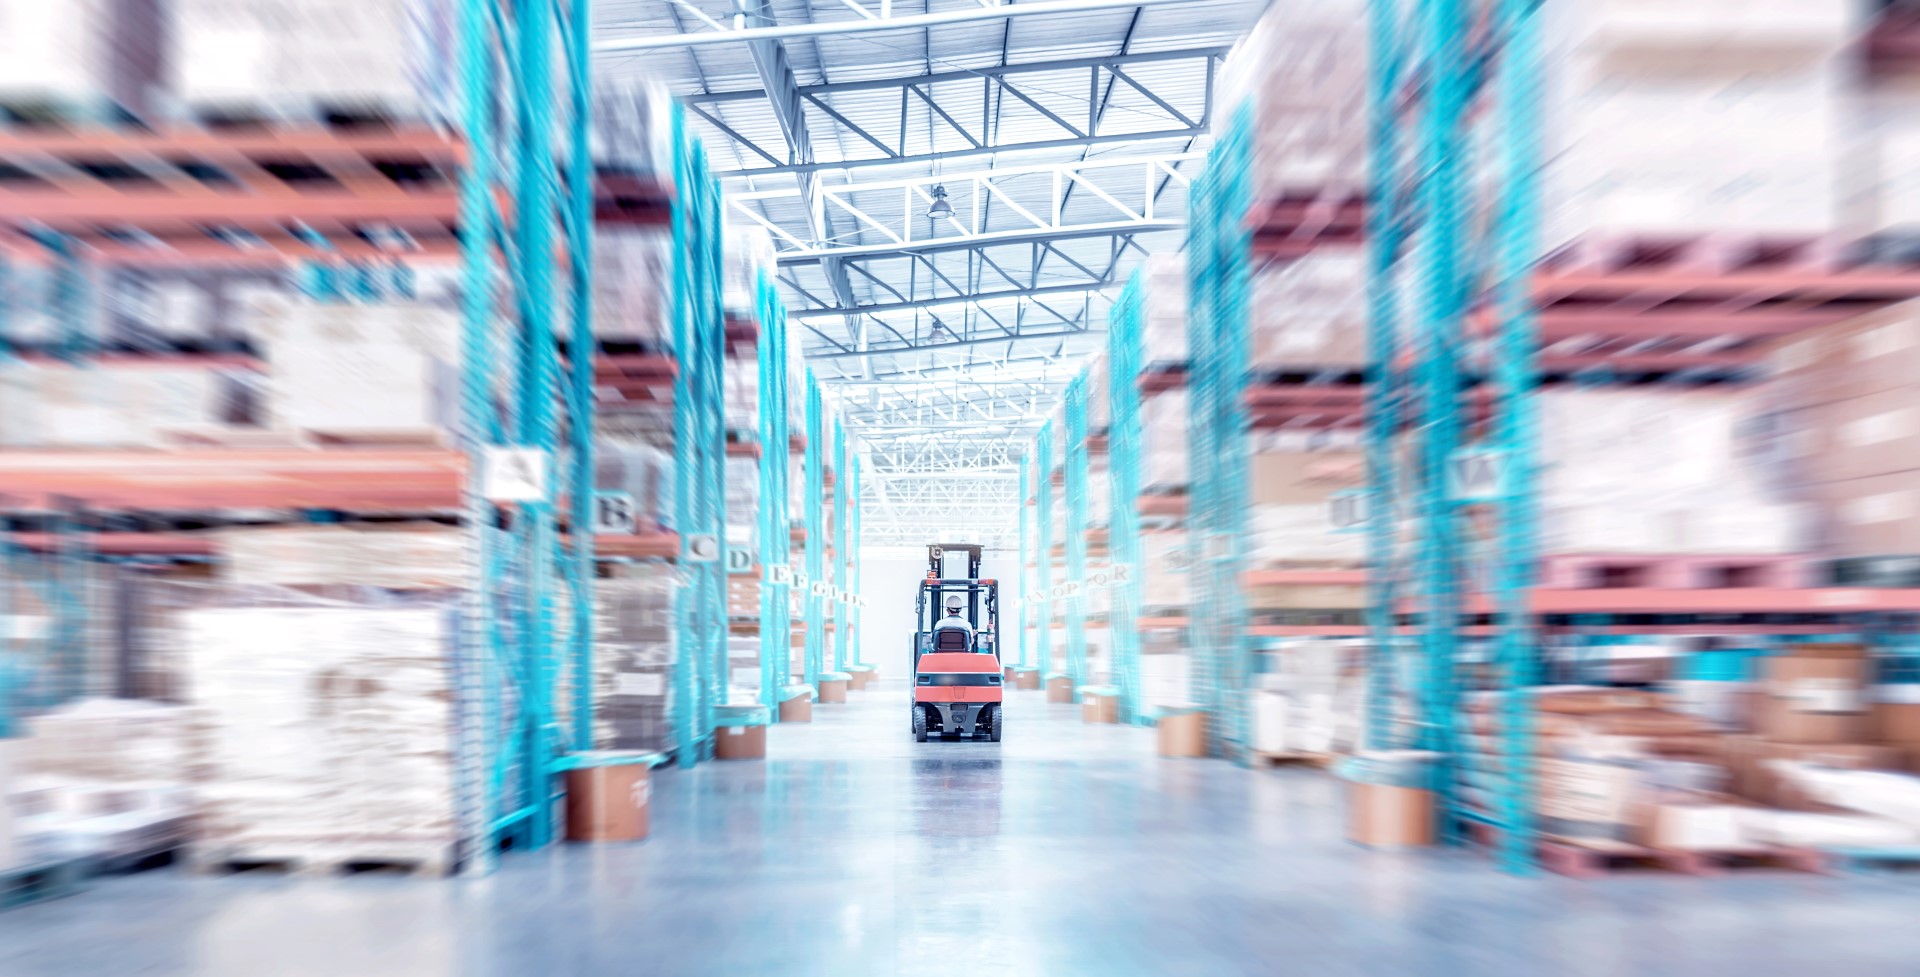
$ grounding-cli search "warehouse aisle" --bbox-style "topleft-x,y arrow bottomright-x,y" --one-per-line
8,680 -> 1920,977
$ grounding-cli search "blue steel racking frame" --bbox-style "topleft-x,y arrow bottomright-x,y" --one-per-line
1035,422 -> 1057,679
833,417 -> 849,673
1063,376 -> 1091,691
1016,453 -> 1032,670
846,452 -> 862,667
755,273 -> 795,717
451,0 -> 628,868
1106,273 -> 1148,724
803,373 -> 826,687
1185,104 -> 1256,760
665,109 -> 730,773
1351,0 -> 1545,870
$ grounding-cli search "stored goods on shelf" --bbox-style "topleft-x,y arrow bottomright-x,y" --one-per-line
176,598 -> 459,861
594,569 -> 677,754
0,362 -> 247,449
0,0 -> 161,116
1141,390 -> 1188,491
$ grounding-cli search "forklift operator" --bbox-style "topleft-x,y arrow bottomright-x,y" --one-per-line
933,595 -> 975,639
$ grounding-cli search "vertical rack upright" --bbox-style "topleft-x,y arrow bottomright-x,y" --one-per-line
666,108 -> 729,769
1356,0 -> 1545,869
1185,104 -> 1256,760
755,273 -> 794,716
803,373 -> 826,688
1034,422 -> 1056,681
832,417 -> 849,673
1106,272 -> 1147,724
1063,376 -> 1091,691
451,0 -> 610,864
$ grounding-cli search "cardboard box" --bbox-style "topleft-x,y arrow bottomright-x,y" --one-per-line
1015,669 -> 1041,691
1157,710 -> 1207,758
564,760 -> 651,842
1809,388 -> 1920,482
1759,644 -> 1870,744
1047,676 -> 1076,703
714,724 -> 766,760
848,669 -> 873,691
1538,758 -> 1641,840
779,696 -> 812,723
1810,471 -> 1920,557
1874,699 -> 1920,744
1083,691 -> 1118,724
1536,689 -> 1662,715
1345,782 -> 1435,848
1244,583 -> 1366,611
1249,451 -> 1365,506
817,678 -> 848,704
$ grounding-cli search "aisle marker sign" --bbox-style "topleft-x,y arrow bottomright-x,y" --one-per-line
726,546 -> 754,574
684,534 -> 720,562
1448,446 -> 1509,502
591,491 -> 637,534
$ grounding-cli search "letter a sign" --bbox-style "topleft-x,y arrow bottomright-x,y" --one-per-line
1448,447 -> 1509,503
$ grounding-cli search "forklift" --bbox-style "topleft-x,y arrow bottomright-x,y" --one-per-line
910,543 -> 1004,742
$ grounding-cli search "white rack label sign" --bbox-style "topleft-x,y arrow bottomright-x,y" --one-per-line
1329,489 -> 1371,533
481,448 -> 550,503
726,546 -> 755,574
1448,447 -> 1508,502
592,491 -> 637,534
685,534 -> 721,562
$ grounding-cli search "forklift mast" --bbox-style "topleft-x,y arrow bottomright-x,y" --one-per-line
927,543 -> 983,580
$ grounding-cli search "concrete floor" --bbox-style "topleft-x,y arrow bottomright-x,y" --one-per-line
7,678 -> 1920,976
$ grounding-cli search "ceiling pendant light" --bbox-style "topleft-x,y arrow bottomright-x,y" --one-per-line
926,184 -> 954,220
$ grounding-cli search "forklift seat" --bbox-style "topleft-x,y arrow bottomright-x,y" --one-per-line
932,625 -> 973,653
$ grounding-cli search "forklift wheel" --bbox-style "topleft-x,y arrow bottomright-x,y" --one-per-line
988,705 -> 1002,742
913,708 -> 928,742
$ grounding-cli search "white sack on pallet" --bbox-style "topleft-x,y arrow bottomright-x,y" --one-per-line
1769,762 -> 1920,831
723,225 -> 777,321
181,604 -> 458,846
1141,533 -> 1192,609
218,525 -> 466,590
171,0 -> 448,114
1216,0 -> 1366,195
1249,255 -> 1367,372
1248,504 -> 1365,566
246,298 -> 461,436
1142,390 -> 1189,490
1536,390 -> 1808,555
589,232 -> 671,346
1141,253 -> 1189,366
1537,41 -> 1841,249
0,363 -> 242,449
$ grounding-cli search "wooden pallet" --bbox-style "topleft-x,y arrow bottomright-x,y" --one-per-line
1539,837 -> 1822,878
1802,845 -> 1920,874
0,856 -> 89,910
188,844 -> 455,878
1251,751 -> 1333,770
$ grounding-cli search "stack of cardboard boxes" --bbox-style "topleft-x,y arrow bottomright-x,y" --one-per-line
1767,299 -> 1920,562
594,569 -> 678,753
1475,642 -> 1920,852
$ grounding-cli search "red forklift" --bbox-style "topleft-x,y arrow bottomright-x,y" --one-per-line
910,543 -> 1003,742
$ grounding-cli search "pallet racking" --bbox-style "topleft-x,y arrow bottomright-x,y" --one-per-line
0,0 -> 746,876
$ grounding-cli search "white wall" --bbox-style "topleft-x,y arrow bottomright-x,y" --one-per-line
858,547 -> 1018,671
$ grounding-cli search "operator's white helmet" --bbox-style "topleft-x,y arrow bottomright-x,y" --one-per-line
945,594 -> 965,613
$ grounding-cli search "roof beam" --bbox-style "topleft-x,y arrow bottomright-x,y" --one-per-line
789,281 -> 1113,320
737,1 -> 860,313
596,0 -> 1207,52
